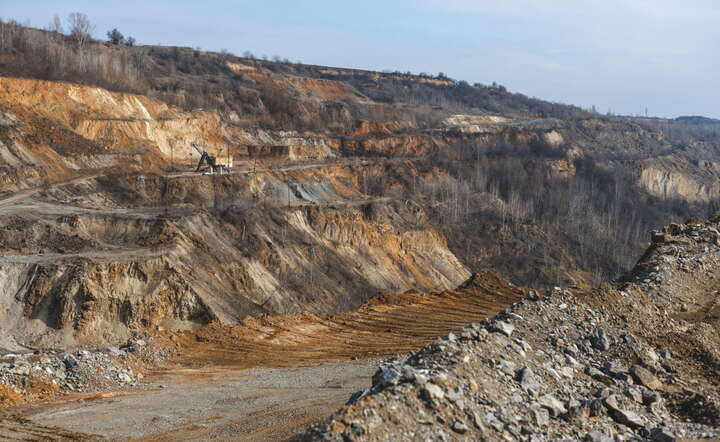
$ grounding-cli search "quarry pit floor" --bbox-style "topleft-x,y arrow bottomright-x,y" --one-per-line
0,271 -> 524,440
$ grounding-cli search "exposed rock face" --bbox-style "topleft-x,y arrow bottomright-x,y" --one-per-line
638,158 -> 720,202
0,197 -> 469,349
0,76 -> 479,349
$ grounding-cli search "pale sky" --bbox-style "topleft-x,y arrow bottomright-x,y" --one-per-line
3,1 -> 719,118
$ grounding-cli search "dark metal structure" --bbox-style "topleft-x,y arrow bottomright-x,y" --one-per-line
191,143 -> 223,173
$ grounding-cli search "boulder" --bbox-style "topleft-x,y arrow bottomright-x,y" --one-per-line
421,384 -> 445,402
516,366 -> 540,394
603,395 -> 644,429
630,365 -> 662,390
491,321 -> 514,337
61,353 -> 78,370
372,366 -> 401,389
538,394 -> 567,417
590,326 -> 610,351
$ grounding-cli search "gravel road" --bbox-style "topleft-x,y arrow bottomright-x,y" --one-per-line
18,360 -> 379,441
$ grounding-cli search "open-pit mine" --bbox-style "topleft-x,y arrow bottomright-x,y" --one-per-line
2,20 -> 720,441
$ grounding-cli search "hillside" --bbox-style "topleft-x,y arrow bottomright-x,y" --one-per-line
1,16 -> 720,441
2,19 -> 720,349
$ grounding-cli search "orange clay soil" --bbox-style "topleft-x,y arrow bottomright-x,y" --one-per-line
159,270 -> 527,370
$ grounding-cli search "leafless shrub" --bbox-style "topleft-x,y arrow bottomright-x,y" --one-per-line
68,12 -> 94,47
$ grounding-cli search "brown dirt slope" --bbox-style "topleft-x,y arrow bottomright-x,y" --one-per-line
162,270 -> 526,369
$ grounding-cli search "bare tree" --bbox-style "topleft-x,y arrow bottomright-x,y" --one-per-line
48,14 -> 63,34
67,12 -> 94,46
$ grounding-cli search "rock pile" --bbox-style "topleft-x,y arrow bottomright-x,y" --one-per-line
300,284 -> 720,441
0,338 -> 172,404
629,219 -> 720,310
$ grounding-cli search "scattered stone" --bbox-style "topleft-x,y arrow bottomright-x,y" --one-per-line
118,372 -> 132,383
372,366 -> 401,389
491,321 -> 514,337
624,387 -> 643,404
421,384 -> 445,402
602,360 -> 627,378
590,326 -> 610,351
585,430 -> 613,442
604,395 -> 644,429
451,420 -> 468,434
470,411 -> 484,430
61,353 -> 78,369
532,407 -> 550,426
566,402 -> 589,424
499,360 -> 517,376
629,365 -> 662,390
516,367 -> 540,394
649,428 -> 678,442
587,399 -> 606,417
642,389 -> 660,406
538,394 -> 567,417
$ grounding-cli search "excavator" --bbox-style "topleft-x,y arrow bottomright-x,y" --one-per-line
191,143 -> 226,175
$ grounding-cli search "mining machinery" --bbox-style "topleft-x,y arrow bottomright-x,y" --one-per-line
191,143 -> 226,174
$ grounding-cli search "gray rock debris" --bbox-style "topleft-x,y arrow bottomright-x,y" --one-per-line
372,366 -> 401,389
516,366 -> 540,395
300,273 -> 720,441
629,365 -> 662,390
0,338 -> 171,400
491,320 -> 515,337
61,353 -> 79,369
421,383 -> 445,402
590,326 -> 610,351
604,395 -> 644,429
451,420 -> 468,434
585,430 -> 613,442
538,394 -> 566,417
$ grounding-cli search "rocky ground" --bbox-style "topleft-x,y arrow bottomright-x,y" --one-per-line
0,270 -> 522,440
299,219 -> 720,441
0,338 -> 172,407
